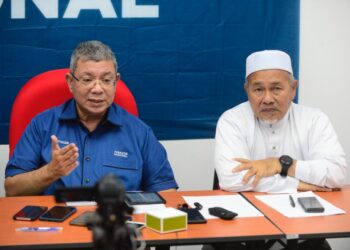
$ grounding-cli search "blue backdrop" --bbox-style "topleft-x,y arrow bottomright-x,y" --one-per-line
0,0 -> 299,144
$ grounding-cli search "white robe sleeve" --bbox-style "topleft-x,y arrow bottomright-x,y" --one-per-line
295,111 -> 347,188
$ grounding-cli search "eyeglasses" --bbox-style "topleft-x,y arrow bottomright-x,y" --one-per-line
70,72 -> 118,87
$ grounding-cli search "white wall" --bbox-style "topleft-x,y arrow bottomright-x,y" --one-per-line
161,139 -> 215,191
0,145 -> 8,196
0,0 -> 349,248
299,0 -> 350,184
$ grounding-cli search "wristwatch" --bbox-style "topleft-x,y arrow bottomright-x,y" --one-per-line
279,155 -> 293,177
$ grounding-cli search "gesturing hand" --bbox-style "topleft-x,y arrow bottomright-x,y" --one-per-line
233,158 -> 281,187
47,135 -> 79,179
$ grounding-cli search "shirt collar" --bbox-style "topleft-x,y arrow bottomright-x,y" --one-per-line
59,99 -> 123,127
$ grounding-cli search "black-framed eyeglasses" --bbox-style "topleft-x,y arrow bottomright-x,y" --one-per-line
70,72 -> 118,87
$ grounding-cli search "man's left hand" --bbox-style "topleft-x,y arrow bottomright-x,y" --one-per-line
233,158 -> 281,187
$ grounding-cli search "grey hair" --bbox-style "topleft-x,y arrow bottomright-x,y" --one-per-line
70,40 -> 118,73
244,72 -> 295,86
287,73 -> 295,85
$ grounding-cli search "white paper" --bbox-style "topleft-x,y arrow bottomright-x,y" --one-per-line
66,201 -> 97,206
182,195 -> 263,219
255,191 -> 346,218
132,204 -> 166,214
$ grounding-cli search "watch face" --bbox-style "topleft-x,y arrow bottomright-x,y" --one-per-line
280,155 -> 293,165
279,155 -> 293,177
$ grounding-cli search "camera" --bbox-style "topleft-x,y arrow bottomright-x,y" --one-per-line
55,173 -> 143,250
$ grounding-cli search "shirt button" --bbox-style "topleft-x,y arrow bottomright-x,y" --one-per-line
272,131 -> 275,134
272,146 -> 276,150
85,156 -> 91,161
85,178 -> 90,184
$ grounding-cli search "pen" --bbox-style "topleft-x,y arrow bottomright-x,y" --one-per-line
16,227 -> 63,232
289,195 -> 295,207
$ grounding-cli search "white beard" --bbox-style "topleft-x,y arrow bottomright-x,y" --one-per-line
260,119 -> 279,125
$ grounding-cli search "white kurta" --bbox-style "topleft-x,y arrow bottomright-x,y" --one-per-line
215,101 -> 348,193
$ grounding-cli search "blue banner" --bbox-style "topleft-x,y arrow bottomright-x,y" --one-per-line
0,0 -> 300,143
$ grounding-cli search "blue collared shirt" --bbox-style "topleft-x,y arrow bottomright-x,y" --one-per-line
6,99 -> 178,195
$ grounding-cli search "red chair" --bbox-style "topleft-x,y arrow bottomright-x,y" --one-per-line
9,68 -> 138,157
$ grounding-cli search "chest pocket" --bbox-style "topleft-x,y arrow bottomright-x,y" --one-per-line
102,158 -> 140,190
102,158 -> 138,171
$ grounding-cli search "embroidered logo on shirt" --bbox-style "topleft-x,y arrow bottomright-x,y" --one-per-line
57,139 -> 69,145
114,151 -> 128,158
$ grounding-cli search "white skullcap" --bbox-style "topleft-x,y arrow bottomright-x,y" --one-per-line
246,50 -> 293,78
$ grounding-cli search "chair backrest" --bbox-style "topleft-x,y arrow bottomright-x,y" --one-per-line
213,170 -> 220,190
9,68 -> 138,157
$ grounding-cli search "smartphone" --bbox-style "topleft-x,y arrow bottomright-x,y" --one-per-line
39,206 -> 77,222
178,208 -> 207,224
55,186 -> 96,202
297,197 -> 325,213
69,211 -> 96,227
13,205 -> 48,221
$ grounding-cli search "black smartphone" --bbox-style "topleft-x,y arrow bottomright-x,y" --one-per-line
297,197 -> 325,213
125,191 -> 166,205
39,206 -> 77,222
70,212 -> 132,227
69,211 -> 96,227
179,208 -> 207,224
13,205 -> 48,221
55,186 -> 96,202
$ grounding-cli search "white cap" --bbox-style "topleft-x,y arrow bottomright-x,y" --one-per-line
246,50 -> 293,78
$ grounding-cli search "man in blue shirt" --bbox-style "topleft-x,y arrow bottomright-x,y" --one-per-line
5,40 -> 178,196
